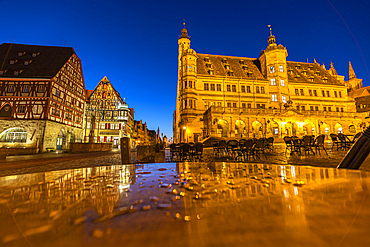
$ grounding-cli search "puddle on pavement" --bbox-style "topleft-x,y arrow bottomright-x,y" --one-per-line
0,162 -> 369,247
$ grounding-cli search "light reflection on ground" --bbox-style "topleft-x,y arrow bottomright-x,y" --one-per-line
0,162 -> 369,247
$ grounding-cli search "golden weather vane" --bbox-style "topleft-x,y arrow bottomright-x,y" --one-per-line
268,25 -> 272,36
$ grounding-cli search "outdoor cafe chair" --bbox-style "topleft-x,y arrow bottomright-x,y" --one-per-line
283,136 -> 293,153
212,140 -> 219,156
265,137 -> 274,152
291,136 -> 303,154
179,143 -> 191,161
237,139 -> 247,161
169,143 -> 178,161
218,140 -> 228,158
301,135 -> 315,155
337,133 -> 351,150
330,134 -> 340,150
227,139 -> 239,160
313,134 -> 328,156
253,138 -> 267,160
244,138 -> 255,161
194,142 -> 203,161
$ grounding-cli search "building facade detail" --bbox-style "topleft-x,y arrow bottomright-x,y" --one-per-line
0,43 -> 86,151
83,76 -> 133,147
174,27 -> 367,143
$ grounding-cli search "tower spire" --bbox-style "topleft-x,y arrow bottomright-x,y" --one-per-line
179,20 -> 190,40
267,25 -> 276,45
349,61 -> 357,80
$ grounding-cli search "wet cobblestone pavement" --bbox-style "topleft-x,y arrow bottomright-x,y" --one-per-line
0,144 -> 370,246
1,143 -> 370,246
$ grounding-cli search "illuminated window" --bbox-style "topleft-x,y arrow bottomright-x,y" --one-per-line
300,89 -> 304,96
247,103 -> 251,108
204,83 -> 209,91
18,105 -> 26,114
280,79 -> 285,86
261,86 -> 265,94
247,86 -> 251,93
313,90 -> 317,96
0,128 -> 27,143
310,106 -> 314,111
279,65 -> 284,72
269,66 -> 275,73
56,90 -> 60,96
282,95 -> 286,103
210,84 -> 215,91
10,60 -> 15,65
23,85 -> 29,93
241,85 -> 245,92
227,85 -> 231,92
272,94 -> 277,102
227,102 -> 231,108
256,86 -> 260,93
271,78 -> 276,85
189,81 -> 192,88
8,85 -> 14,92
242,103 -> 246,109
232,102 -> 237,108
217,84 -> 221,91
309,89 -> 312,96
295,89 -> 299,95
232,85 -> 236,92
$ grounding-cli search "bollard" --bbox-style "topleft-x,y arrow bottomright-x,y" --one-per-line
120,137 -> 131,164
337,126 -> 370,169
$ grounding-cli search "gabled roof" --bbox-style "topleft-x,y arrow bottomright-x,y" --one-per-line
196,54 -> 265,79
286,61 -> 343,85
349,87 -> 370,98
0,43 -> 75,78
88,76 -> 124,104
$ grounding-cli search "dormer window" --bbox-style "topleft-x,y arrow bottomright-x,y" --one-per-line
239,60 -> 245,65
205,63 -> 212,68
32,52 -> 39,58
14,71 -> 19,75
221,58 -> 227,63
279,65 -> 284,72
227,70 -> 234,76
10,60 -> 16,65
224,64 -> 230,70
295,65 -> 301,70
18,52 -> 25,57
247,71 -> 253,77
269,66 -> 275,73
308,76 -> 314,82
24,60 -> 32,65
302,69 -> 307,75
208,69 -> 214,75
0,71 -> 3,75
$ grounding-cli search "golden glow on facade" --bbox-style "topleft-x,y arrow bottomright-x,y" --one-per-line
174,27 -> 367,143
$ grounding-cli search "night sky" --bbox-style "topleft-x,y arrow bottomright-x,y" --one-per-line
1,0 -> 369,139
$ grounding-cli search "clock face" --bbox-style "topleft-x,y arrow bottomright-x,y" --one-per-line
4,106 -> 10,111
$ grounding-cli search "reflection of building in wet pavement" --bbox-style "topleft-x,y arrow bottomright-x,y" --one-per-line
0,162 -> 369,246
0,165 -> 133,245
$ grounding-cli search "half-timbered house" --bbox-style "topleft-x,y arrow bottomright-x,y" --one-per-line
0,43 -> 86,152
84,76 -> 133,148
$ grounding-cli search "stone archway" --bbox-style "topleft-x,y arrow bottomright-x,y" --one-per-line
217,119 -> 228,138
252,121 -> 262,138
0,103 -> 12,118
334,123 -> 343,134
56,129 -> 65,150
321,122 -> 330,136
349,124 -> 356,134
235,120 -> 246,138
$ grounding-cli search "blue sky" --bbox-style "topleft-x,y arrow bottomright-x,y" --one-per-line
1,0 -> 369,139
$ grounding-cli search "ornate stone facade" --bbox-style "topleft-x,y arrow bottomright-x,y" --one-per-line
174,26 -> 367,143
